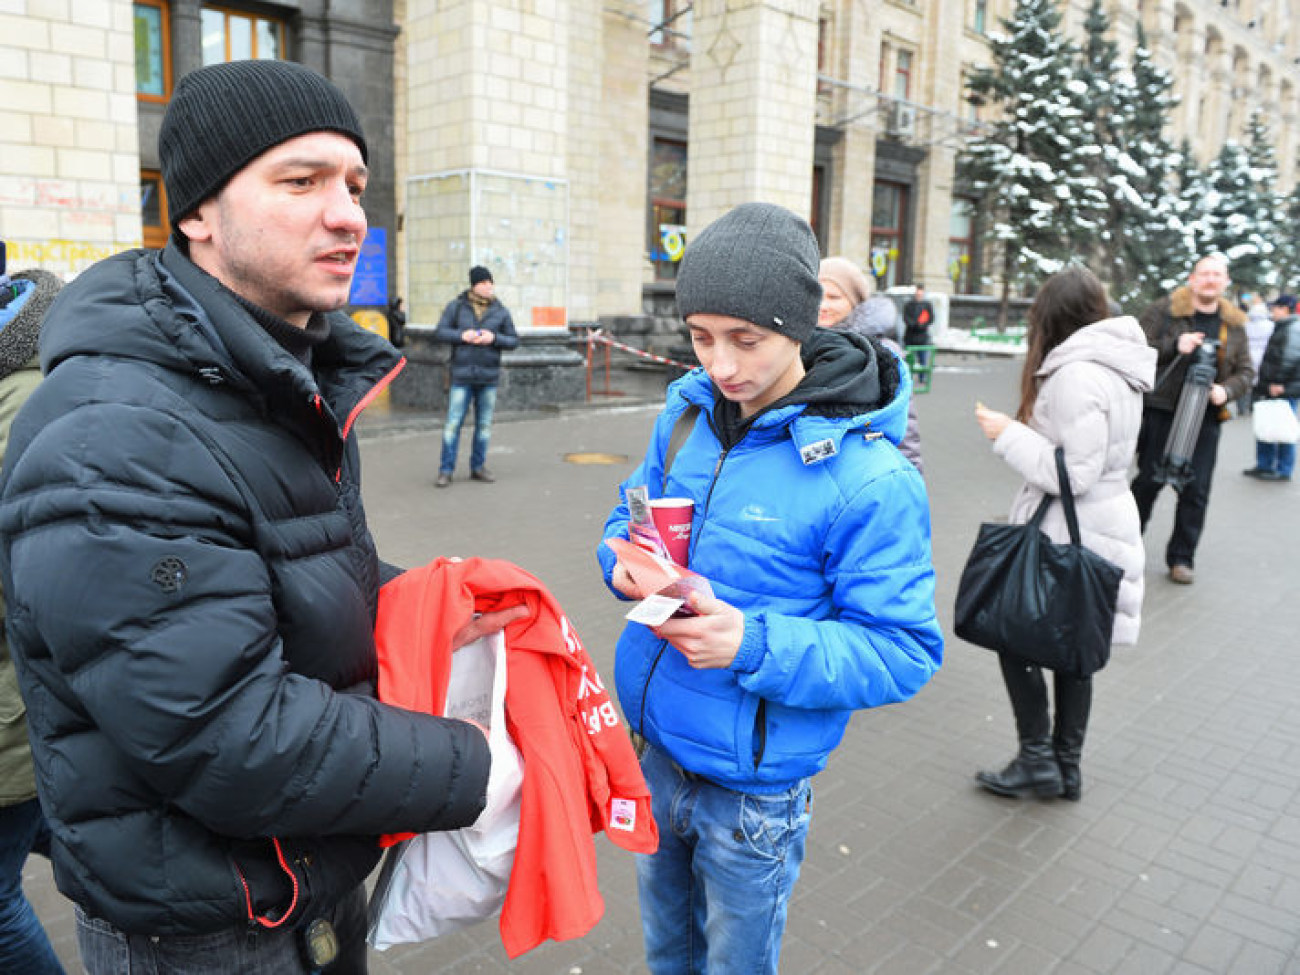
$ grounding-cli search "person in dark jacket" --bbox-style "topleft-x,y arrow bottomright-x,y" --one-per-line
1129,254 -> 1254,585
0,264 -> 66,975
902,283 -> 936,368
1243,294 -> 1300,481
433,266 -> 519,487
598,203 -> 942,975
0,61 -> 510,975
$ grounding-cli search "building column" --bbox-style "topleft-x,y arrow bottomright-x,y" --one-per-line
400,0 -> 584,409
686,0 -> 820,229
823,0 -> 876,264
595,1 -> 650,319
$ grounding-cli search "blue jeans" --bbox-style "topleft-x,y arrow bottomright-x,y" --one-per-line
76,885 -> 368,974
439,383 -> 497,475
1255,398 -> 1297,477
0,799 -> 64,974
637,745 -> 812,975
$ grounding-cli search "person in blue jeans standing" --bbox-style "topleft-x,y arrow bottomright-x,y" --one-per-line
1243,294 -> 1300,482
598,203 -> 943,975
434,266 -> 519,487
0,264 -> 65,975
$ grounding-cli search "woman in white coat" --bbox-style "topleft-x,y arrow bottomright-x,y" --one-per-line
973,265 -> 1156,801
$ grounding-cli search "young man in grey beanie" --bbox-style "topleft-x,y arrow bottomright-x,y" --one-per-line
0,60 -> 520,974
597,202 -> 943,974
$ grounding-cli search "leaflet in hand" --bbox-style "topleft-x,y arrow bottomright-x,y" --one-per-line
606,536 -> 713,626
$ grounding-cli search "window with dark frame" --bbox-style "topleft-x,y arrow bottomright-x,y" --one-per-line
648,0 -> 692,50
974,0 -> 987,34
894,49 -> 913,100
134,0 -> 172,101
201,4 -> 286,64
948,197 -> 975,293
141,170 -> 170,249
648,137 -> 688,281
870,180 -> 908,291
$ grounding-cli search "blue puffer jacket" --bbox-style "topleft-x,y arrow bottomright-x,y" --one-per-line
434,292 -> 520,385
598,331 -> 943,793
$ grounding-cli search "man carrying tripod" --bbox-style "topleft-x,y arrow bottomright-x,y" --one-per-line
1130,254 -> 1254,585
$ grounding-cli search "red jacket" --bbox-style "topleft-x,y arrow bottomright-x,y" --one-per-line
373,557 -> 658,958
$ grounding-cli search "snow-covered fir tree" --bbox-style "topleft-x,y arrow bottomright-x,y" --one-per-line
1273,184 -> 1300,294
1199,117 -> 1277,296
960,0 -> 1105,326
1109,24 -> 1190,309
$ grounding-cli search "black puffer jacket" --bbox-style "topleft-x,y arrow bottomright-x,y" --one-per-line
1254,315 -> 1300,399
433,292 -> 519,385
0,245 -> 490,935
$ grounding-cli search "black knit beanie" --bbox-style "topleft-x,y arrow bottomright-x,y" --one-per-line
675,202 -> 822,343
160,60 -> 368,224
469,266 -> 493,286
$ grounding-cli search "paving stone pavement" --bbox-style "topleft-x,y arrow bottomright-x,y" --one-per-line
23,354 -> 1300,974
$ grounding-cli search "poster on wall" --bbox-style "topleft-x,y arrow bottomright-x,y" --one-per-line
349,228 -> 388,307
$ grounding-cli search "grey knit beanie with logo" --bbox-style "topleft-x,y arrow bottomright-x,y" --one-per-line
160,59 -> 368,224
675,202 -> 822,343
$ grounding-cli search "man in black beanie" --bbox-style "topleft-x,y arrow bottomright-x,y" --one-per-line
433,264 -> 519,487
598,202 -> 942,974
0,60 -> 518,974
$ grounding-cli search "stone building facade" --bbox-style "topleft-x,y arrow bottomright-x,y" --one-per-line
3,0 -> 1299,404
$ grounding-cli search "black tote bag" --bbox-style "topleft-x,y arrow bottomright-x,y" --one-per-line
954,448 -> 1122,678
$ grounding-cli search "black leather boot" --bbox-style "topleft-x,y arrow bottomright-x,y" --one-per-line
1053,672 -> 1093,801
977,655 -> 1062,798
976,738 -> 1064,798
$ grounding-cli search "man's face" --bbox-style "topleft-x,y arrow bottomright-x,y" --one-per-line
179,131 -> 368,327
471,279 -> 495,300
687,313 -> 804,418
1271,303 -> 1292,321
1187,259 -> 1229,307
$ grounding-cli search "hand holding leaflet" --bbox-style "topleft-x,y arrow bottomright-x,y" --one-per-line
605,537 -> 714,626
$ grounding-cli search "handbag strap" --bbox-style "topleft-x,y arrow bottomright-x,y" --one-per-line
1054,447 -> 1084,546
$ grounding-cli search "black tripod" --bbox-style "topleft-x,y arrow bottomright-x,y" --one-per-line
1153,341 -> 1218,491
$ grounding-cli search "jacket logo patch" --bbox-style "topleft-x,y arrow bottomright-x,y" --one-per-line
151,557 -> 188,594
799,439 -> 837,465
740,504 -> 780,523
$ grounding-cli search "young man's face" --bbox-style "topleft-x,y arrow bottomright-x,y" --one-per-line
687,314 -> 805,418
817,279 -> 854,329
471,279 -> 495,300
179,131 -> 368,327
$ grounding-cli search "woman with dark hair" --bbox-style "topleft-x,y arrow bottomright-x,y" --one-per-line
972,265 -> 1155,801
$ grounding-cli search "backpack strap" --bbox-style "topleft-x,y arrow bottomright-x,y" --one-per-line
661,404 -> 700,495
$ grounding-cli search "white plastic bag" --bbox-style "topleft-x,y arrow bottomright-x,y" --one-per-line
367,630 -> 523,949
1252,398 -> 1300,444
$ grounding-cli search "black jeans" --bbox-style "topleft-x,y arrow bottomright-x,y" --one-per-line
1130,406 -> 1222,569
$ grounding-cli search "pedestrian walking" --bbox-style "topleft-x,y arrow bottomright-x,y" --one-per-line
433,266 -> 519,487
1242,294 -> 1300,481
1129,254 -> 1254,585
598,203 -> 943,975
972,265 -> 1155,801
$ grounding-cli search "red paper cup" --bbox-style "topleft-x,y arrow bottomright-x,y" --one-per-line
648,497 -> 694,566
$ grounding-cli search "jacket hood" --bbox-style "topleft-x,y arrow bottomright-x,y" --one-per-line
1038,316 -> 1156,393
1168,286 -> 1247,327
840,296 -> 899,341
0,270 -> 61,381
675,326 -> 912,448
